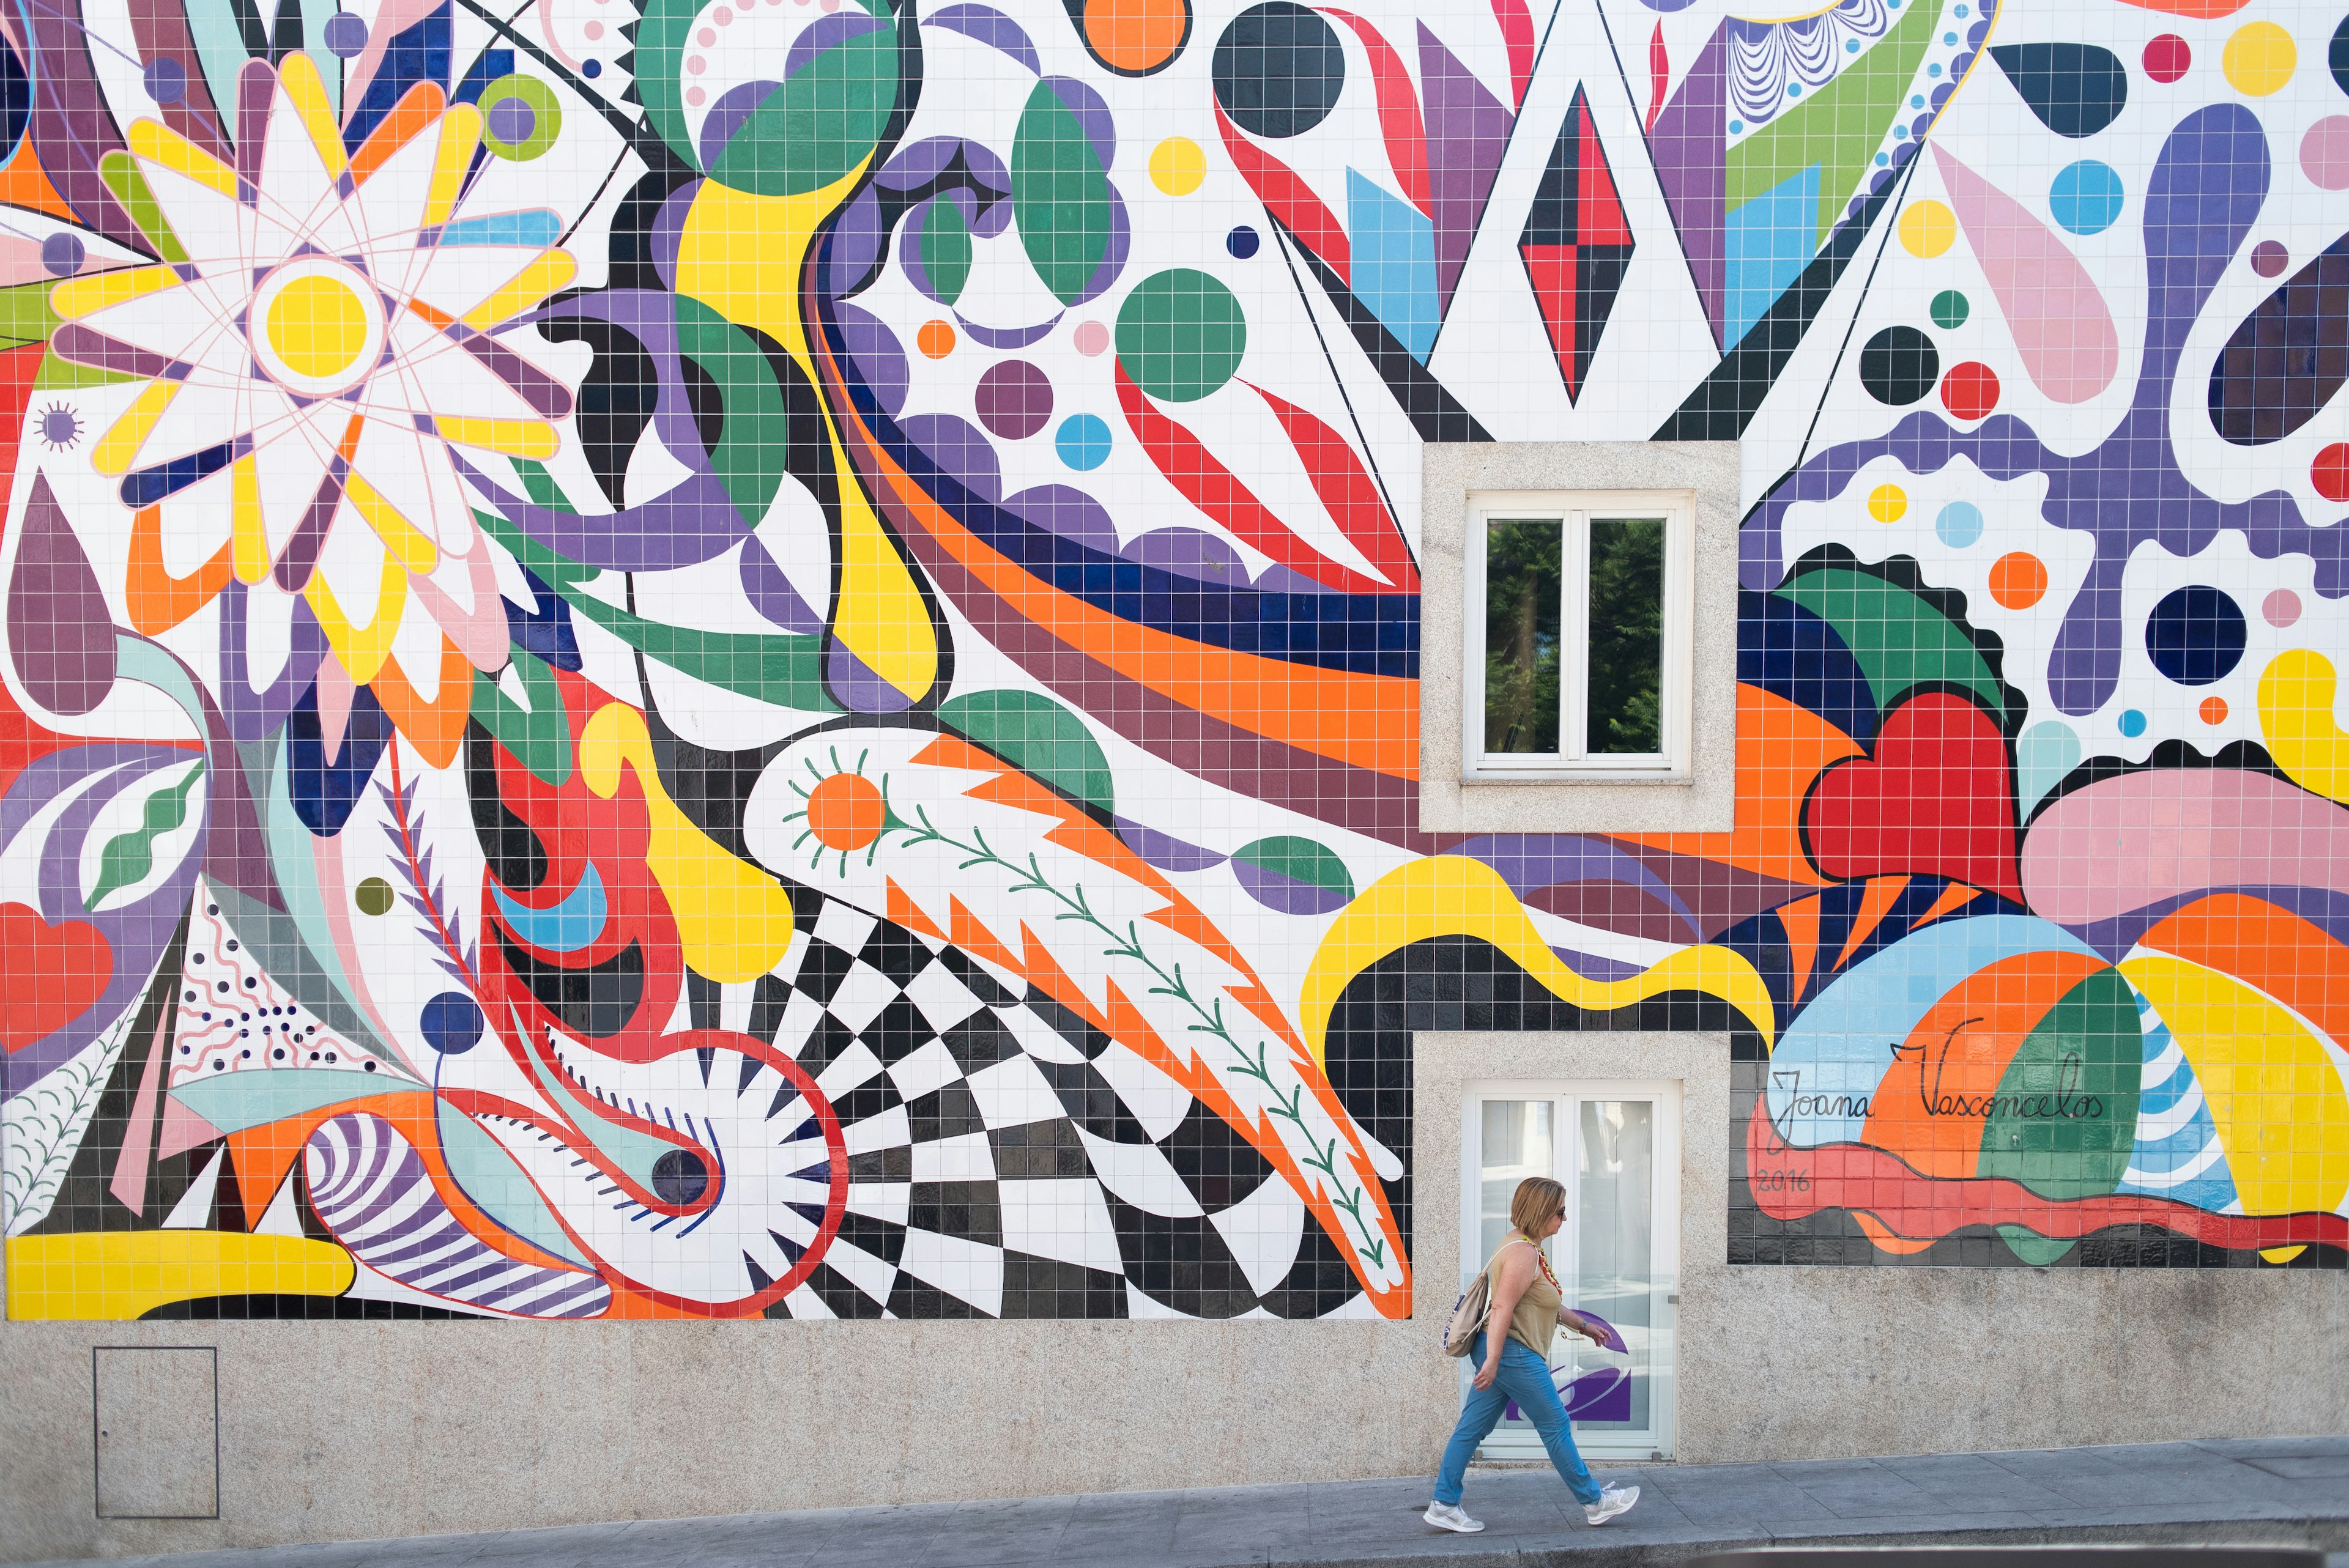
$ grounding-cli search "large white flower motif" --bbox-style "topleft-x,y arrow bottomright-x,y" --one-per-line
49,53 -> 576,700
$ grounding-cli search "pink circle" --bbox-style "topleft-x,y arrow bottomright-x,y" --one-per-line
685,84 -> 707,105
584,20 -> 604,37
2265,588 -> 2303,628
2142,33 -> 2190,83
2301,117 -> 2349,193
697,26 -> 715,44
1072,320 -> 1109,357
686,54 -> 706,73
714,5 -> 733,20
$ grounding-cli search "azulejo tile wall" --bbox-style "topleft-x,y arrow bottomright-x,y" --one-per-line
1,0 -> 2343,1324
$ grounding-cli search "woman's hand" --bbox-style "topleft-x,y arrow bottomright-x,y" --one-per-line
1568,1312 -> 1608,1348
1471,1357 -> 1501,1392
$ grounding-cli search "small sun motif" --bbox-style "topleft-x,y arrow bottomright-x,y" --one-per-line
779,749 -> 900,873
37,402 -> 80,451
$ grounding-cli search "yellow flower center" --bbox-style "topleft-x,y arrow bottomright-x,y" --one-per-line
265,274 -> 372,380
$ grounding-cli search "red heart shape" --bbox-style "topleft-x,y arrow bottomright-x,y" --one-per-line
0,901 -> 114,1052
1802,691 -> 2021,901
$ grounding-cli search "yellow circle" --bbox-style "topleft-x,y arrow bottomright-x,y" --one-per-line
2223,21 -> 2295,97
1868,484 -> 1909,523
1898,201 -> 1955,259
266,274 -> 370,380
1149,136 -> 1206,197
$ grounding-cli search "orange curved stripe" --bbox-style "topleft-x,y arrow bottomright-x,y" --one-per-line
2117,0 -> 2246,16
349,82 -> 447,185
831,375 -> 1417,778
369,638 -> 471,769
2139,893 -> 2349,1051
125,503 -> 231,633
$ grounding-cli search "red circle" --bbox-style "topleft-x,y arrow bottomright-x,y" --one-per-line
2143,34 -> 2190,83
2314,443 -> 2349,504
1940,361 -> 2000,422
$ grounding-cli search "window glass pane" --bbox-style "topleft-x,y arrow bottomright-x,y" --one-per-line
1575,1100 -> 1654,1431
1585,517 -> 1663,755
1478,1100 -> 1553,1273
1482,519 -> 1561,755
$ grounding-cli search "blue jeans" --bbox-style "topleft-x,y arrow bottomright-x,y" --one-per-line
1433,1331 -> 1602,1507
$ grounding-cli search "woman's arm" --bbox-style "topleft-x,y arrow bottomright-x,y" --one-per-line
1471,1246 -> 1537,1390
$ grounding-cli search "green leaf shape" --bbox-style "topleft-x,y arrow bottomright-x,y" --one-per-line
1776,566 -> 2003,719
635,0 -> 710,174
705,9 -> 899,198
921,196 -> 973,305
85,762 -> 205,912
1976,967 -> 2143,1201
511,456 -> 578,514
472,651 -> 574,787
34,350 -> 138,390
674,294 -> 792,520
1231,835 -> 1355,899
1115,267 -> 1247,403
97,152 -> 187,264
938,689 -> 1115,816
0,281 -> 61,349
1726,0 -> 1935,245
1012,80 -> 1112,305
473,510 -> 839,712
1995,1224 -> 2078,1266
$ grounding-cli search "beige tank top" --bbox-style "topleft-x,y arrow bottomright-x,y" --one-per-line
1487,1236 -> 1562,1356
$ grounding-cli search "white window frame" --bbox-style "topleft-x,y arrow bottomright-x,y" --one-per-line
1460,1077 -> 1681,1463
1419,441 -> 1740,835
1463,490 -> 1696,780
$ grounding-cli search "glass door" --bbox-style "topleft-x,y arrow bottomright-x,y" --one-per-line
1461,1081 -> 1677,1462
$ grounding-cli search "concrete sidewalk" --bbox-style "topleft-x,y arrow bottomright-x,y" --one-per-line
20,1437 -> 2349,1568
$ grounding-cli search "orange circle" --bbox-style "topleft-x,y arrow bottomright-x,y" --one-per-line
1083,0 -> 1187,72
2200,695 -> 2229,725
807,773 -> 887,852
1987,552 -> 2048,610
916,319 -> 956,359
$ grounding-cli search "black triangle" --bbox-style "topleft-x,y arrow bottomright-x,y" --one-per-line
742,1251 -> 776,1292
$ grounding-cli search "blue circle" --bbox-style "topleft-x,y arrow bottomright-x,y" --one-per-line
2146,585 -> 2246,686
1055,413 -> 1111,472
1225,225 -> 1260,259
1787,82 -> 1802,97
1927,62 -> 1942,76
143,57 -> 185,105
1912,94 -> 1926,108
1943,30 -> 1958,43
2118,709 -> 2147,738
1935,501 -> 1984,548
2050,160 -> 2124,236
1847,37 -> 1860,51
420,992 -> 484,1054
582,57 -> 603,78
1729,120 -> 1743,134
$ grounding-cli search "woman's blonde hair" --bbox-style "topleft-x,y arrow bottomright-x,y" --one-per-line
1509,1175 -> 1567,1233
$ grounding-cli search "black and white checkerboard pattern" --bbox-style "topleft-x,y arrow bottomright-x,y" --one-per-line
686,892 -> 1367,1320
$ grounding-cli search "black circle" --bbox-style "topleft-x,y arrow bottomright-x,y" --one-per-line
2334,15 -> 2349,97
2146,585 -> 2246,686
1212,2 -> 1345,139
652,1148 -> 711,1205
1860,326 -> 1940,405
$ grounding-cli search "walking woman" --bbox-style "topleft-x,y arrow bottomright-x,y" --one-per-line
1425,1176 -> 1639,1534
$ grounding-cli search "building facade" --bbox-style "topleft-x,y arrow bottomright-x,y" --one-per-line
2,0 -> 2347,1551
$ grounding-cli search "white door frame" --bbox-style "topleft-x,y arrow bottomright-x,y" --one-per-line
1458,1077 -> 1681,1462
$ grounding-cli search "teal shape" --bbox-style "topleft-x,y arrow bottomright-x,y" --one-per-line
1345,170 -> 1438,363
492,863 -> 608,955
1724,164 -> 1820,350
168,1069 -> 426,1136
437,1098 -> 595,1268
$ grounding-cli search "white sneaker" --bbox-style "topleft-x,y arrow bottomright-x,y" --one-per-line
1423,1501 -> 1486,1533
1584,1484 -> 1639,1526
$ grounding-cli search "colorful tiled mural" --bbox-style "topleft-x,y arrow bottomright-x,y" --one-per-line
3,0 -> 2347,1323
